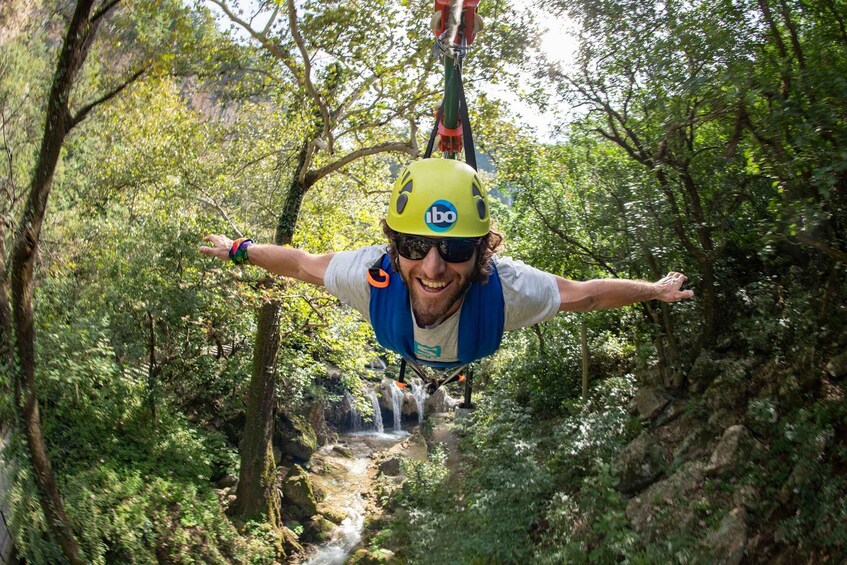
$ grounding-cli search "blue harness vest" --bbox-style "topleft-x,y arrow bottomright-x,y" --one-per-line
368,254 -> 505,368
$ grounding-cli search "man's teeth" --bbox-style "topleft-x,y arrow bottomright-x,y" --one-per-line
420,278 -> 448,289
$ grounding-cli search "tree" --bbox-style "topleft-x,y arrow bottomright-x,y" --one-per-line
0,0 -> 193,560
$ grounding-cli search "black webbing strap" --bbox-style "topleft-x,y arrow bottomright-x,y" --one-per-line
455,65 -> 477,171
423,63 -> 477,171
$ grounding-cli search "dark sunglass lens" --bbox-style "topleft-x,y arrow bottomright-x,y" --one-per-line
440,238 -> 479,262
396,235 -> 432,260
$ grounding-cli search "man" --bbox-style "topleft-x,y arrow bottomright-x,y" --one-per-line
200,159 -> 693,369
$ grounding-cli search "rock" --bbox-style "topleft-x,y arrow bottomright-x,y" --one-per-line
701,508 -> 747,565
317,503 -> 347,525
302,515 -> 337,544
707,409 -> 737,431
216,474 -> 238,489
626,461 -> 705,537
425,387 -> 460,414
278,412 -> 318,462
379,457 -> 402,476
732,484 -> 760,511
347,548 -> 398,564
825,350 -> 847,379
744,397 -> 778,437
705,425 -> 760,476
282,465 -> 318,520
332,445 -> 353,458
778,458 -> 818,504
688,350 -> 722,394
672,424 -> 717,466
614,431 -> 667,494
702,359 -> 754,412
378,378 -> 402,411
630,387 -> 671,420
281,526 -> 303,556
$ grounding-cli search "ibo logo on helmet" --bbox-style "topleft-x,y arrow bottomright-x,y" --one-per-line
424,200 -> 458,232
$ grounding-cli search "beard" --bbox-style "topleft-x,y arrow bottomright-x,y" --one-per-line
401,265 -> 473,328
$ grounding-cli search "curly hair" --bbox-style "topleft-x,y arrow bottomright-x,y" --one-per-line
380,219 -> 504,284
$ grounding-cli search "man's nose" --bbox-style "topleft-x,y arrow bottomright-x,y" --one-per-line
419,244 -> 447,276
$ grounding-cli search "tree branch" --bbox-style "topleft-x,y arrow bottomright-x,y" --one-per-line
193,195 -> 244,237
91,0 -> 121,23
70,65 -> 148,129
306,141 -> 418,185
287,0 -> 334,153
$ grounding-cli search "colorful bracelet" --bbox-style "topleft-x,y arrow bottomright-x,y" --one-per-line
229,238 -> 254,265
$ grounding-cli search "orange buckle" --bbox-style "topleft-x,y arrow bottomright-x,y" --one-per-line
367,267 -> 389,288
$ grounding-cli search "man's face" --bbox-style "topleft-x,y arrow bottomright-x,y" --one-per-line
395,237 -> 478,327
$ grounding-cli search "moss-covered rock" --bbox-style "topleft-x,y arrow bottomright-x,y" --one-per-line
278,412 -> 318,462
282,464 -> 318,520
347,548 -> 398,564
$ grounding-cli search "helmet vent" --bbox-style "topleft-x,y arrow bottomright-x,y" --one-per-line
472,175 -> 482,197
477,199 -> 487,220
396,179 -> 413,214
396,193 -> 409,214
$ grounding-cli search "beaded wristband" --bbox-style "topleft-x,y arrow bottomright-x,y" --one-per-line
229,238 -> 254,265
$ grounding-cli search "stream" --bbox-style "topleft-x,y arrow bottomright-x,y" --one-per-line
300,430 -> 411,565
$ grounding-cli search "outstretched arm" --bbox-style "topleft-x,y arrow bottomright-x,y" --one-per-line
199,235 -> 334,287
556,271 -> 693,312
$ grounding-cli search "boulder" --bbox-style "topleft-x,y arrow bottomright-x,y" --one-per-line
425,387 -> 460,414
281,464 -> 318,520
630,387 -> 671,420
332,445 -> 353,458
626,461 -> 705,537
732,484 -> 760,511
672,425 -> 717,466
825,350 -> 847,379
687,350 -> 723,394
614,431 -> 667,494
317,503 -> 347,525
701,507 -> 748,565
702,359 -> 754,412
278,412 -> 318,462
347,548 -> 398,564
378,457 -> 402,477
216,474 -> 238,489
301,515 -> 337,544
378,378 -> 406,412
705,425 -> 761,476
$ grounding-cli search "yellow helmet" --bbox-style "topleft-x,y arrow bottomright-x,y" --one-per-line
386,159 -> 490,237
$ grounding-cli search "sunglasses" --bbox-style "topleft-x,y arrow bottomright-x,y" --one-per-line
393,233 -> 481,263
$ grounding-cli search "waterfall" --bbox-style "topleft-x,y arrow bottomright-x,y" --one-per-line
388,384 -> 404,431
345,390 -> 383,433
366,389 -> 384,433
345,392 -> 364,432
410,382 -> 427,424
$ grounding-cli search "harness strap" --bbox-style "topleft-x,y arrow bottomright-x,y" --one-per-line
424,63 -> 477,170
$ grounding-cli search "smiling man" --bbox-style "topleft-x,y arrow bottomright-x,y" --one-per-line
200,158 -> 693,369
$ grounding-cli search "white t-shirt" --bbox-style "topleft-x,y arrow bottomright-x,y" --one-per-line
324,245 -> 560,365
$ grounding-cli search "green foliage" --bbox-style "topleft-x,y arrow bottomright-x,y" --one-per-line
758,400 -> 847,553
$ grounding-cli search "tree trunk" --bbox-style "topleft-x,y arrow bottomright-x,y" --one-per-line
4,0 -> 130,559
580,321 -> 589,399
234,142 -> 311,522
5,1 -> 101,561
232,300 -> 283,525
